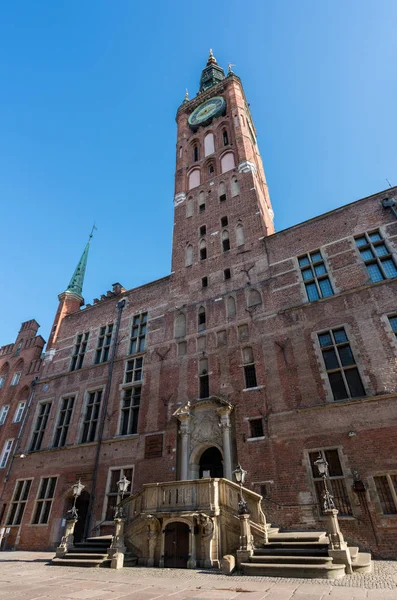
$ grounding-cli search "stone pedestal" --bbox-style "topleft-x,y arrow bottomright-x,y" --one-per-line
325,508 -> 352,574
55,518 -> 77,558
236,513 -> 254,568
108,517 -> 126,569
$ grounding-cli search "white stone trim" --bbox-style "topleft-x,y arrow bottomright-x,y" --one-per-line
238,161 -> 257,175
174,193 -> 186,207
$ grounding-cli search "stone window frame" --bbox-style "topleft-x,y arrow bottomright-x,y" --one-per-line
5,477 -> 33,526
246,417 -> 265,441
102,464 -> 134,524
0,405 -> 10,426
31,476 -> 58,526
304,446 -> 355,519
369,471 -> 397,517
70,331 -> 90,372
354,228 -> 397,283
118,385 -> 142,438
128,312 -> 148,356
0,438 -> 14,469
13,401 -> 26,423
29,400 -> 52,452
297,249 -> 334,303
79,389 -> 103,445
381,313 -> 397,355
52,394 -> 76,449
94,324 -> 113,365
10,371 -> 21,386
312,323 -> 371,404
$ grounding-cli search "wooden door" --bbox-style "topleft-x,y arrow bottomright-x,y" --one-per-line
164,522 -> 190,568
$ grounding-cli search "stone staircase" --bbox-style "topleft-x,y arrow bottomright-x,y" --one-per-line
240,529 -> 372,579
52,535 -> 138,568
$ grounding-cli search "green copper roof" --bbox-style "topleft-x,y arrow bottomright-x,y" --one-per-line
65,241 -> 90,298
199,49 -> 225,93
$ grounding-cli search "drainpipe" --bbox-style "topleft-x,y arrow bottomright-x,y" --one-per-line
84,298 -> 126,540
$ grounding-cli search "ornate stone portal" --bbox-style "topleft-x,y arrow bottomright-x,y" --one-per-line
174,396 -> 234,481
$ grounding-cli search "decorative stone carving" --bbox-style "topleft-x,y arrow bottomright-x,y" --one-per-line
146,515 -> 161,567
174,193 -> 186,206
238,161 -> 257,174
55,518 -> 77,558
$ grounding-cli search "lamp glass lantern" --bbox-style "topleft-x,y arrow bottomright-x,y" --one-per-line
233,464 -> 247,486
314,453 -> 329,477
117,475 -> 131,499
72,479 -> 85,498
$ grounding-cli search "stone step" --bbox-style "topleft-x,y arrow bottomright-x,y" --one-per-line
352,552 -> 372,574
268,531 -> 327,542
70,546 -> 110,554
52,557 -> 110,568
64,552 -> 108,561
249,555 -> 333,565
254,545 -> 328,556
241,561 -> 346,580
85,535 -> 112,544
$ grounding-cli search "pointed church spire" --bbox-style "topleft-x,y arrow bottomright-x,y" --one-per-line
65,226 -> 95,299
199,49 -> 225,92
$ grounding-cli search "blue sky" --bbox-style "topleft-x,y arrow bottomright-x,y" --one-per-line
1,1 -> 396,345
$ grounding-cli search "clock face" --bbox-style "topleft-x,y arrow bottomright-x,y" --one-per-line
188,96 -> 226,128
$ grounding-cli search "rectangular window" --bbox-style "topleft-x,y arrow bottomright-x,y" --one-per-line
224,268 -> 231,280
13,402 -> 26,423
202,276 -> 208,288
53,396 -> 75,448
298,250 -> 334,302
130,313 -> 148,355
0,405 -> 10,426
309,449 -> 352,516
6,479 -> 32,525
124,358 -> 143,384
10,372 -> 21,386
0,377 -> 6,389
71,332 -> 89,371
120,387 -> 141,436
105,467 -> 133,521
374,474 -> 397,515
199,225 -> 206,236
199,358 -> 209,399
95,324 -> 113,364
81,391 -> 102,443
388,315 -> 397,338
32,477 -> 57,524
355,230 -> 397,283
318,328 -> 365,401
249,419 -> 264,438
30,403 -> 51,452
243,347 -> 257,388
0,439 -> 13,469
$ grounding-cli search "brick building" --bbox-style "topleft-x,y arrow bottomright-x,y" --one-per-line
0,51 -> 397,559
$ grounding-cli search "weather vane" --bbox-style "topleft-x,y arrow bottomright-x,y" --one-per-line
228,63 -> 236,74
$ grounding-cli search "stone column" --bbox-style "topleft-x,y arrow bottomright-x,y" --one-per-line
199,514 -> 214,569
325,508 -> 352,574
107,517 -> 127,569
236,513 -> 254,568
218,407 -> 233,481
179,413 -> 191,480
187,524 -> 197,569
55,518 -> 78,558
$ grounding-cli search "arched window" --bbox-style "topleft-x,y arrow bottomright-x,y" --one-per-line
208,163 -> 214,176
198,307 -> 206,331
186,244 -> 193,267
204,133 -> 214,156
193,145 -> 199,162
15,341 -> 23,356
222,230 -> 230,252
219,181 -> 226,203
199,239 -> 207,261
0,362 -> 10,389
236,222 -> 245,246
231,177 -> 239,197
186,196 -> 194,218
188,169 -> 200,190
174,313 -> 186,338
226,296 -> 236,317
247,288 -> 262,307
221,152 -> 235,174
223,130 -> 229,146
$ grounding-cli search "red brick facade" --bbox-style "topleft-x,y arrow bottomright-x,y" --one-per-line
0,61 -> 397,558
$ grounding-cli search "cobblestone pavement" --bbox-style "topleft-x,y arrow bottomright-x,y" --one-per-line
0,552 -> 396,600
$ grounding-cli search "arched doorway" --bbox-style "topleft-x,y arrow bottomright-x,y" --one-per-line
67,490 -> 90,543
164,522 -> 190,568
199,447 -> 223,478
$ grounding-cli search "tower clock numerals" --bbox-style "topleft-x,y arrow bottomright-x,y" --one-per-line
188,96 -> 226,129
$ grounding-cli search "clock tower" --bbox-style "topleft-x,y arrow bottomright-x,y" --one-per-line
171,50 -> 275,280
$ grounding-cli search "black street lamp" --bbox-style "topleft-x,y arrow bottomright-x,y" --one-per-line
114,475 -> 131,519
67,479 -> 85,520
233,464 -> 249,515
314,453 -> 336,512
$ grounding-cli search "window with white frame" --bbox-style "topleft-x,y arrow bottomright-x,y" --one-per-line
81,390 -> 102,443
95,324 -> 113,364
373,474 -> 397,515
318,328 -> 365,401
71,332 -> 89,371
298,250 -> 334,301
308,449 -> 352,516
6,479 -> 32,525
30,402 -> 51,452
32,477 -> 57,524
53,396 -> 75,448
0,439 -> 14,469
0,405 -> 10,426
10,372 -> 21,386
13,402 -> 26,423
129,313 -> 147,354
355,230 -> 397,282
104,467 -> 133,521
0,377 -> 5,389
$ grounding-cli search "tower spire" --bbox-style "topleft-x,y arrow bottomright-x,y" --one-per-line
64,226 -> 96,298
199,49 -> 225,92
